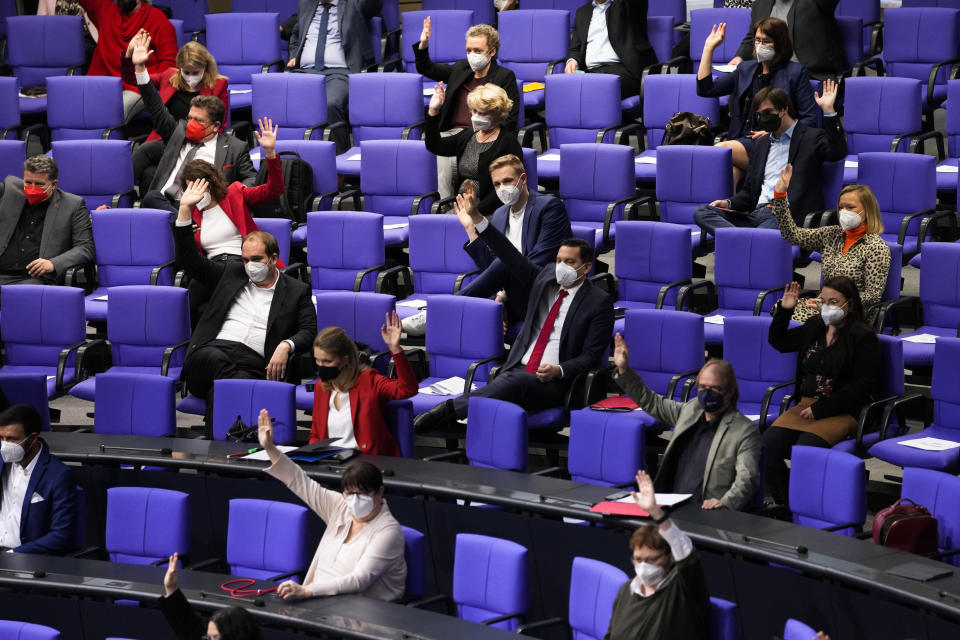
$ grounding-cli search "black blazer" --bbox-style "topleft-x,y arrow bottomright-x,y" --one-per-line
425,113 -> 523,217
728,116 -> 847,223
414,45 -> 521,132
158,588 -> 204,640
289,0 -> 382,73
769,303 -> 880,420
173,224 -> 317,362
734,0 -> 846,80
567,0 -> 653,79
477,222 -> 613,382
139,79 -> 257,192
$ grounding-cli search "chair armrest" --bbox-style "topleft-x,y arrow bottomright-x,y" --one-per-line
897,208 -> 936,246
101,124 -> 124,140
851,55 -> 884,77
926,58 -> 960,109
675,279 -> 715,312
407,593 -> 454,614
111,188 -> 137,209
531,467 -> 565,478
150,259 -> 177,286
759,379 -> 795,429
75,338 -> 109,384
753,287 -> 783,315
464,356 -> 502,396
821,521 -> 862,534
65,262 -> 96,292
318,120 -> 345,142
310,188 -> 342,212
890,129 -> 924,153
909,130 -> 946,162
431,194 -> 457,214
780,393 -> 796,414
874,295 -> 919,335
423,450 -> 466,463
66,63 -> 85,76
488,364 -> 503,383
852,394 -> 896,451
879,393 -> 926,441
658,55 -> 689,74
184,557 -> 222,571
518,121 -> 546,148
681,376 -> 697,402
353,264 -> 385,292
401,120 -> 425,141
453,269 -> 481,293
655,279 -> 692,309
603,194 -> 643,247
918,210 -> 959,255
260,58 -> 285,74
803,208 -> 837,228
929,547 -> 960,560
68,546 -> 103,559
544,58 -> 566,75
161,339 -> 191,377
281,261 -> 308,283
374,58 -> 403,73
189,28 -> 206,42
333,187 -> 361,211
583,364 -> 616,406
375,265 -> 411,296
629,195 -> 657,221
589,272 -> 618,301
480,612 -> 524,627
411,190 -> 440,217
225,121 -> 252,144
56,340 -> 88,394
666,367 -> 702,400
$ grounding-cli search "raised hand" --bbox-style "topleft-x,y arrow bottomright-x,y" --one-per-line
254,117 -> 278,158
613,332 -> 630,374
704,23 -> 726,51
814,77 -> 838,114
419,16 -> 431,49
781,281 -> 801,310
632,470 -> 657,513
774,163 -> 793,194
163,553 -> 179,597
453,188 -> 482,227
131,31 -> 153,68
179,178 -> 208,209
257,408 -> 275,450
381,310 -> 402,354
428,82 -> 446,116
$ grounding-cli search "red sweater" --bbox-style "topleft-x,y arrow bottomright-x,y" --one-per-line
144,67 -> 230,142
79,0 -> 177,92
309,351 -> 419,457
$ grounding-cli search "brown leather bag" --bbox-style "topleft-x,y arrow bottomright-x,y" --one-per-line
872,498 -> 939,555
661,112 -> 714,146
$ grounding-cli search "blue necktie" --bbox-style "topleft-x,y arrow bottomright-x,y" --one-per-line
313,2 -> 330,71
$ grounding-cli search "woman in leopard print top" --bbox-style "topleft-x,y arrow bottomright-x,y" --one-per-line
770,165 -> 891,325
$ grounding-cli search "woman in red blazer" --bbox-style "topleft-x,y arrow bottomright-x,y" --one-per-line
309,312 -> 418,457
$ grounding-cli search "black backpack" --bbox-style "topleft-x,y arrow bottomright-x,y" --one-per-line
249,150 -> 314,222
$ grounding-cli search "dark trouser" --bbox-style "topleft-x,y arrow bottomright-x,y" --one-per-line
187,254 -> 242,326
693,204 -> 780,235
293,67 -> 350,153
181,339 -> 268,400
457,261 -> 528,326
141,190 -> 179,215
762,426 -> 830,505
133,140 -> 165,193
0,273 -> 52,286
450,369 -> 567,419
586,62 -> 645,99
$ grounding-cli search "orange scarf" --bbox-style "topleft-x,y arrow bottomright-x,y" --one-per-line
842,224 -> 868,255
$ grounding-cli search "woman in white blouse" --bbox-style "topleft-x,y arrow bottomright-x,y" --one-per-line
256,409 -> 407,602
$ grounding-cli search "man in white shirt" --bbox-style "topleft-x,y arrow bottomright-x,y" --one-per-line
413,189 -> 613,431
0,405 -> 78,555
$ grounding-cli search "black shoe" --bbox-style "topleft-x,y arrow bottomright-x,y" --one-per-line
413,400 -> 455,433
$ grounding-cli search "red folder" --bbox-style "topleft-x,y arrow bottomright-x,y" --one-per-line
589,501 -> 652,517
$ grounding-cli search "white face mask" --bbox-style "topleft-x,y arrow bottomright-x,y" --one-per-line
181,71 -> 203,89
496,177 -> 524,207
244,260 -> 270,283
820,303 -> 846,327
471,114 -> 492,132
838,209 -> 862,231
345,493 -> 375,519
756,44 -> 775,63
196,192 -> 211,211
467,52 -> 490,73
635,561 -> 666,587
555,261 -> 582,288
0,440 -> 26,464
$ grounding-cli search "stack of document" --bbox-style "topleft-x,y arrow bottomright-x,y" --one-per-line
902,333 -> 938,344
397,299 -> 428,310
419,376 -> 476,396
898,437 -> 960,451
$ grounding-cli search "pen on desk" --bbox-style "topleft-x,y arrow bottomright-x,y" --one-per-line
227,448 -> 261,458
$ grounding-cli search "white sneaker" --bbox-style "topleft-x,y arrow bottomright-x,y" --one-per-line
402,310 -> 427,336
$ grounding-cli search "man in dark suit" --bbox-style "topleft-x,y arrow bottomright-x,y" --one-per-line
730,0 -> 845,80
132,38 -> 255,214
0,405 -> 78,554
694,82 -> 845,234
287,0 -> 383,153
174,180 -> 317,404
0,156 -> 94,286
564,0 -> 655,99
415,20 -> 521,199
414,189 -> 614,430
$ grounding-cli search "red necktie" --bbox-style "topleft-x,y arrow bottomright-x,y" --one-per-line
525,289 -> 568,374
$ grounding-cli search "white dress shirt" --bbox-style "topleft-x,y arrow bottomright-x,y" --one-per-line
327,392 -> 358,449
0,453 -> 40,549
521,279 -> 583,370
585,0 -> 620,69
215,274 -> 278,357
505,204 -> 526,252
199,204 -> 243,258
301,0 -> 348,70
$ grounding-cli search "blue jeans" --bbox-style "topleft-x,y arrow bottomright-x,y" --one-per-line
693,204 -> 780,235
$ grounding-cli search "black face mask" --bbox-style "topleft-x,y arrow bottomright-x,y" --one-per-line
754,111 -> 782,134
316,366 -> 341,382
117,0 -> 138,14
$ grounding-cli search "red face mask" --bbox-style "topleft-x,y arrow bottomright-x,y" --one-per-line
23,184 -> 50,206
185,119 -> 208,143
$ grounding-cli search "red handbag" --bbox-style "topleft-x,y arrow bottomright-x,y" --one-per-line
872,498 -> 939,555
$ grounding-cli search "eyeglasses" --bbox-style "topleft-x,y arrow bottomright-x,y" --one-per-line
633,553 -> 665,564
753,37 -> 775,46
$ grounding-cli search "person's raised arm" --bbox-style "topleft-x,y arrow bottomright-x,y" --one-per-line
424,83 -> 460,156
241,118 -> 284,207
157,553 -> 207,640
770,165 -> 831,252
132,32 -> 178,142
613,333 -> 685,426
414,17 -> 454,82
697,23 -> 725,81
174,178 -> 223,289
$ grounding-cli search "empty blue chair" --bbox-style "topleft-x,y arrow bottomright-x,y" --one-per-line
567,409 -> 646,485
497,10 -> 570,111
206,12 -> 283,111
227,499 -> 309,580
46,76 -> 124,141
0,139 -> 25,182
0,77 -> 23,137
154,0 -> 208,40
836,0 -> 881,59
252,72 -> 328,141
0,285 -> 85,398
723,316 -> 798,428
464,397 -> 528,472
0,373 -> 50,431
711,597 -> 739,640
689,8 -> 752,72
784,618 -> 819,640
401,525 -> 426,600
521,0 -> 581,28
422,0 -> 493,26
106,487 -> 189,565
6,15 -> 84,114
901,467 -> 960,566
452,533 -> 528,630
0,621 -> 60,640
935,80 -> 960,193
94,372 -> 176,437
52,140 -> 136,210
898,243 -> 960,367
268,140 -> 338,225
401,11 -> 473,95
789,445 -> 866,536
212,379 -> 297,444
307,211 -> 386,294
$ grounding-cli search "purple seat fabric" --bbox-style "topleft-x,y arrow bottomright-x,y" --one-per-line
307,211 -> 385,293
0,139 -> 26,186
537,75 -> 622,181
635,74 -> 721,181
558,143 -> 636,254
936,80 -> 960,193
401,10 -> 473,96
835,16 -> 865,70
47,76 -> 124,140
154,0 -> 208,37
0,285 -> 85,398
95,372 -> 176,437
0,76 -> 21,134
422,0 -> 493,26
227,499 -> 309,580
898,243 -> 960,367
0,373 -> 51,430
784,618 -> 819,640
466,397 -> 528,472
497,10 -> 569,110
397,214 -> 477,319
401,525 -> 426,598
252,140 -> 338,230
563,557 -> 627,640
789,445 -> 866,536
336,73 -> 424,177
53,140 -> 135,211
567,409 -> 646,486
453,533 -> 529,631
901,467 -> 960,567
857,152 -> 937,256
520,0 -> 580,28
212,379 -> 297,444
842,77 -> 922,183
6,15 -> 84,115
711,597 -> 739,640
880,8 -> 960,111
836,0 -> 881,60
207,12 -> 283,111
106,486 -> 189,565
613,222 -> 693,333
723,316 -> 797,427
623,308 -> 705,401
870,338 -> 960,471
0,621 -> 61,640
69,286 -> 190,401
252,72 -> 327,140
655,145 -> 733,253
359,140 -> 439,246
252,217 -> 293,266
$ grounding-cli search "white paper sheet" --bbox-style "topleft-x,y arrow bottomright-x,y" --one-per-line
744,414 -> 761,421
712,64 -> 737,73
249,152 -> 261,162
396,299 -> 427,308
94,294 -> 108,301
937,165 -> 959,173
902,333 -> 938,344
18,92 -> 43,99
423,88 -> 435,96
615,493 -> 692,507
704,314 -> 725,325
844,160 -> 859,168
419,376 -> 476,396
383,223 -> 409,229
311,295 -> 317,305
634,156 -> 657,164
241,445 -> 297,460
230,89 -> 252,94
538,153 -> 561,161
346,154 -> 361,161
898,437 -> 960,451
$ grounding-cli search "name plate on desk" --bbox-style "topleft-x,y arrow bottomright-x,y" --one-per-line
886,562 -> 953,582
82,577 -> 135,589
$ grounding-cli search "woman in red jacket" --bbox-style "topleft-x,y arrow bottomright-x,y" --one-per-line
309,312 -> 418,457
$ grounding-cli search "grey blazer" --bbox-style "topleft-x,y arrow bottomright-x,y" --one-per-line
615,368 -> 761,510
289,0 -> 382,73
0,177 -> 94,279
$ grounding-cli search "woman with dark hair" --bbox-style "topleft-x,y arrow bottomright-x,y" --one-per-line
158,552 -> 264,640
696,17 -> 818,181
763,276 -> 881,504
256,410 -> 407,602
308,311 -> 418,455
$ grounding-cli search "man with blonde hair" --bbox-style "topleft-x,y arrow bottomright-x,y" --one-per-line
416,19 -> 521,198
